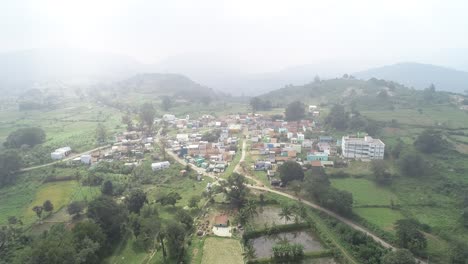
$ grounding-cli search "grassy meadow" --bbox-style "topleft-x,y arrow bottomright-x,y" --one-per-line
201,237 -> 244,264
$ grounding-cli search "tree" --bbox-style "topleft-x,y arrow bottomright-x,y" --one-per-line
138,218 -> 161,251
4,127 -> 46,148
243,242 -> 256,261
126,189 -> 148,214
250,97 -> 262,113
304,171 -> 330,203
250,97 -> 272,113
223,173 -> 249,207
236,208 -> 249,226
0,224 -> 24,262
391,140 -> 404,159
201,129 -> 221,142
156,192 -> 181,207
176,210 -> 194,231
161,96 -> 173,111
121,114 -> 133,131
67,201 -> 86,219
449,242 -> 468,264
101,180 -> 113,196
72,221 -> 106,263
399,153 -> 426,177
188,195 -> 201,208
371,160 -> 392,185
0,150 -> 22,187
243,200 -> 258,220
325,104 -> 348,130
43,200 -> 54,213
139,103 -> 156,132
293,204 -> 308,222
423,84 -> 436,101
87,196 -> 128,241
259,193 -> 265,205
278,161 -> 304,185
279,206 -> 293,224
164,222 -> 186,260
323,188 -> 353,216
414,130 -> 447,154
382,249 -> 415,264
462,207 -> 468,228
95,123 -> 107,144
395,219 -> 427,254
348,112 -> 368,131
32,206 -> 43,219
15,224 -> 77,264
289,180 -> 302,196
285,101 -> 305,121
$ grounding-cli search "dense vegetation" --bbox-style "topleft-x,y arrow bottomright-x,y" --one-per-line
4,127 -> 46,148
0,151 -> 22,187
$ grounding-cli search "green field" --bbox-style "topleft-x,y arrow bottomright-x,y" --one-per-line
0,166 -> 99,226
0,178 -> 41,225
353,208 -> 404,233
201,237 -> 244,264
330,178 -> 398,206
361,105 -> 468,128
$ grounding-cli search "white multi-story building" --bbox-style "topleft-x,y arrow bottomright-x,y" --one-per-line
341,135 -> 385,160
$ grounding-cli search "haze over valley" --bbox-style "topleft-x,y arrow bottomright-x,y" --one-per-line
1,1 -> 468,264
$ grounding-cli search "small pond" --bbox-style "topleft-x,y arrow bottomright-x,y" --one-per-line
250,231 -> 324,259
252,206 -> 299,228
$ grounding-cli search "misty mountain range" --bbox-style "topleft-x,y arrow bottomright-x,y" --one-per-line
1,48 -> 468,96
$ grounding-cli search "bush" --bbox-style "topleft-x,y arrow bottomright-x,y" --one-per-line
4,127 -> 46,148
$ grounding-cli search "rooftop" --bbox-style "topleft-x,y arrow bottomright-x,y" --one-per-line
214,214 -> 229,226
343,135 -> 385,146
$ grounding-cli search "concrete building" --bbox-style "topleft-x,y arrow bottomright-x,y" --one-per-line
80,154 -> 92,165
341,135 -> 385,160
307,152 -> 329,161
51,147 -> 72,160
151,161 -> 170,171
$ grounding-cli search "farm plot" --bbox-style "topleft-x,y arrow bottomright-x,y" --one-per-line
201,237 -> 243,264
24,181 -> 79,224
330,178 -> 398,206
250,231 -> 324,259
353,208 -> 404,233
251,206 -> 297,228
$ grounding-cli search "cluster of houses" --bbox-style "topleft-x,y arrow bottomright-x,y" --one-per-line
53,129 -> 172,171
163,114 -> 246,174
243,109 -> 385,185
113,131 -> 172,171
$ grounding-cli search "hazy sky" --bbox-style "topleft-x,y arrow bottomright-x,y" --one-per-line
2,0 -> 468,72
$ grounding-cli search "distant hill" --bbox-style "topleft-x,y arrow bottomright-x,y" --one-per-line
260,77 -> 452,111
154,53 -> 351,96
354,62 -> 468,94
0,48 -> 146,95
112,73 -> 220,100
